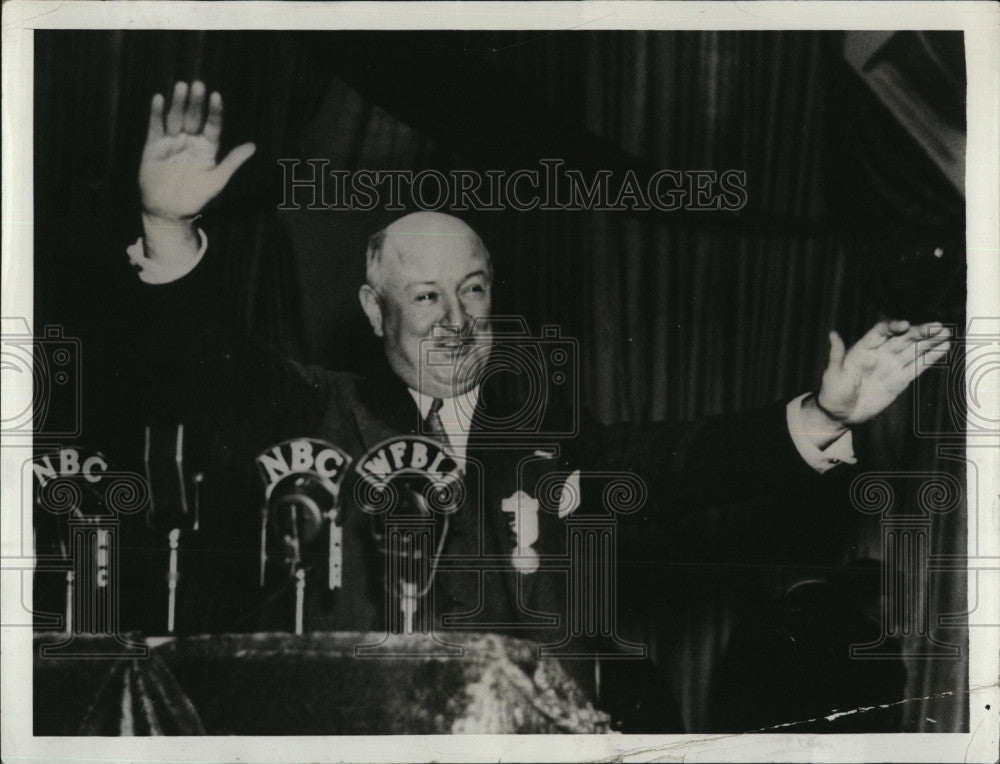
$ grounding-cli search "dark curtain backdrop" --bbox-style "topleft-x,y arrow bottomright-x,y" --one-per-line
34,30 -> 967,732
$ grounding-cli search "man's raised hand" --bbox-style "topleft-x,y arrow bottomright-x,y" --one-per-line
139,81 -> 256,223
815,320 -> 953,427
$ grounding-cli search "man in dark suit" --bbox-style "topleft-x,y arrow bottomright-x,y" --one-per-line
124,81 -> 953,728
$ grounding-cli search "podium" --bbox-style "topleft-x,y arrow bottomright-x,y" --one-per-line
33,631 -> 610,734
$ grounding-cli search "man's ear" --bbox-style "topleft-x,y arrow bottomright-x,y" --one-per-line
358,284 -> 384,337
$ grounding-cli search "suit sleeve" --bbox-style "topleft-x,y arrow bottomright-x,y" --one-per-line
572,401 -> 856,516
121,234 -> 327,437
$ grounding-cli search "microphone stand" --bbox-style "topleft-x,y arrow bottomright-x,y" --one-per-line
144,423 -> 202,635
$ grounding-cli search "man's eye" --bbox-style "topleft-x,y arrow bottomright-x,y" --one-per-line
463,283 -> 486,296
416,292 -> 438,303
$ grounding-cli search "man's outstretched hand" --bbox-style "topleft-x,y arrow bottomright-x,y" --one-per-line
139,81 -> 255,240
813,320 -> 953,428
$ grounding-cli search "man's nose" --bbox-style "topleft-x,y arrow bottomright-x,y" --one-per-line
440,295 -> 469,332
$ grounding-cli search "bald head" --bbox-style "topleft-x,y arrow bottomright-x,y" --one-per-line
358,211 -> 494,398
365,212 -> 491,295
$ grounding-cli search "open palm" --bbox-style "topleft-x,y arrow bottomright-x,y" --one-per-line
139,81 -> 255,220
817,320 -> 952,426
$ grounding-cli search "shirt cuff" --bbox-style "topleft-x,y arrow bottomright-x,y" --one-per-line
786,393 -> 857,474
127,227 -> 208,284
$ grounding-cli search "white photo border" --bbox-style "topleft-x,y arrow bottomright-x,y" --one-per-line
3,2 -> 998,762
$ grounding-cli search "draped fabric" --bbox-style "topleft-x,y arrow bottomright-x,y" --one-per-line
34,30 -> 966,732
34,632 -> 610,735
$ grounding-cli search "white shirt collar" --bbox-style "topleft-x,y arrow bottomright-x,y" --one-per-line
407,386 -> 481,458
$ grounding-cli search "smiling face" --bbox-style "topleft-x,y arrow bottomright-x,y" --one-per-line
359,212 -> 493,398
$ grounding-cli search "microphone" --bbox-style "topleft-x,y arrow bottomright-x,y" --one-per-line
353,437 -> 463,635
256,439 -> 353,632
264,472 -> 331,576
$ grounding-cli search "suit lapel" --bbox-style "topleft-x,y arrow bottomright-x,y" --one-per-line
467,385 -> 527,620
352,361 -> 422,452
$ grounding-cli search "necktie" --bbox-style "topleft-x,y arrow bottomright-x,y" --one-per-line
424,397 -> 453,453
419,398 -> 460,616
